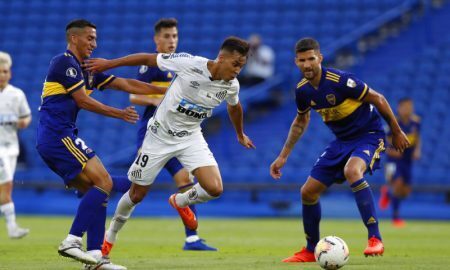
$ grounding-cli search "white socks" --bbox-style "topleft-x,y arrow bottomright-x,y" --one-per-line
0,202 -> 17,231
175,183 -> 217,207
106,191 -> 136,244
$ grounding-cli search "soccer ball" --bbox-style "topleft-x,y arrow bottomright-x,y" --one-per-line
314,236 -> 349,269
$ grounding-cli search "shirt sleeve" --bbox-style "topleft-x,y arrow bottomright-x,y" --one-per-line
225,83 -> 240,106
18,90 -> 31,118
50,57 -> 85,94
93,72 -> 116,90
295,88 -> 310,114
156,53 -> 195,74
338,73 -> 369,101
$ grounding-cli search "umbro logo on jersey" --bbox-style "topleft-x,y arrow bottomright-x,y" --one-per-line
190,67 -> 203,75
190,81 -> 200,89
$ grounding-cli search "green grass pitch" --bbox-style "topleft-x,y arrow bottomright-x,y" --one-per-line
0,217 -> 449,269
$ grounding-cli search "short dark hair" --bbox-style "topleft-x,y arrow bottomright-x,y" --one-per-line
220,36 -> 250,56
398,97 -> 412,104
65,19 -> 96,42
295,37 -> 320,53
154,18 -> 178,34
66,19 -> 96,31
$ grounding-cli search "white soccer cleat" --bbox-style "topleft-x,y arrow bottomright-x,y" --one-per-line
8,226 -> 30,239
58,238 -> 97,265
83,256 -> 127,270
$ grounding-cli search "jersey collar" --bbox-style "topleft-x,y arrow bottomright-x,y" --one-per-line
66,50 -> 82,66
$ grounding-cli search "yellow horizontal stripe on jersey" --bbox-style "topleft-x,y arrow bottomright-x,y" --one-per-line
316,98 -> 363,122
357,83 -> 368,101
325,76 -> 340,83
151,81 -> 171,87
97,75 -> 115,89
67,80 -> 85,93
326,71 -> 340,79
370,139 -> 385,170
42,82 -> 67,98
145,81 -> 170,98
407,133 -> 418,146
61,138 -> 87,166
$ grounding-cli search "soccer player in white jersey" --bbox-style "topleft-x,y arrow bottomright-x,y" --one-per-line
0,51 -> 32,239
85,37 -> 254,254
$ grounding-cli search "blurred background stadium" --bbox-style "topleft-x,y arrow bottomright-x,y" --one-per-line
1,0 -> 449,220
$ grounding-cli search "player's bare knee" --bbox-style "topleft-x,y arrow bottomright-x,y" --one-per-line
205,184 -> 223,197
344,165 -> 363,182
301,185 -> 319,203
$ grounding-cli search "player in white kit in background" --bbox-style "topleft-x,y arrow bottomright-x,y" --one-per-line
0,51 -> 32,239
85,37 -> 254,255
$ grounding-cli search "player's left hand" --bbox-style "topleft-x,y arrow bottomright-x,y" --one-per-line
121,106 -> 139,124
237,134 -> 256,149
392,131 -> 410,153
83,58 -> 111,72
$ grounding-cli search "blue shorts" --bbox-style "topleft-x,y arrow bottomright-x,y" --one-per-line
37,135 -> 96,185
137,124 -> 183,178
310,132 -> 386,187
392,162 -> 412,185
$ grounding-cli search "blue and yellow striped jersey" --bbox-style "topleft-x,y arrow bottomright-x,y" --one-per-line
387,116 -> 420,163
37,50 -> 115,144
295,67 -> 383,140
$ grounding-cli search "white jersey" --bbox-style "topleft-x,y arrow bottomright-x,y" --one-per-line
0,84 -> 31,156
147,53 -> 240,144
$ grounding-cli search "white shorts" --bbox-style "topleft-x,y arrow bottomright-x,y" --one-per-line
128,134 -> 218,186
0,155 -> 18,184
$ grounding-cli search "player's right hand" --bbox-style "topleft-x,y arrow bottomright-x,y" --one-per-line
270,156 -> 287,180
122,106 -> 139,124
83,58 -> 111,72
392,130 -> 410,153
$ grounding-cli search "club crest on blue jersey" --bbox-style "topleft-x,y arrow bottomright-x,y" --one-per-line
326,94 -> 336,105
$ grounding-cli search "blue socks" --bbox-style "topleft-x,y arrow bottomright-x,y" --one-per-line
87,196 -> 107,251
70,186 -> 109,237
111,175 -> 132,193
392,196 -> 401,219
351,179 -> 381,240
302,200 -> 321,252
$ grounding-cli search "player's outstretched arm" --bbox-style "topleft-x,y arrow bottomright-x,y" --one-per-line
227,102 -> 255,149
17,115 -> 32,129
71,86 -> 139,124
270,111 -> 310,180
363,89 -> 410,152
129,94 -> 162,106
107,78 -> 166,95
84,54 -> 157,73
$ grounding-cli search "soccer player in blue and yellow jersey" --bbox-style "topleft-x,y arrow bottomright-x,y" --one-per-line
379,98 -> 421,227
270,38 -> 410,262
104,18 -> 216,253
36,19 -> 165,269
